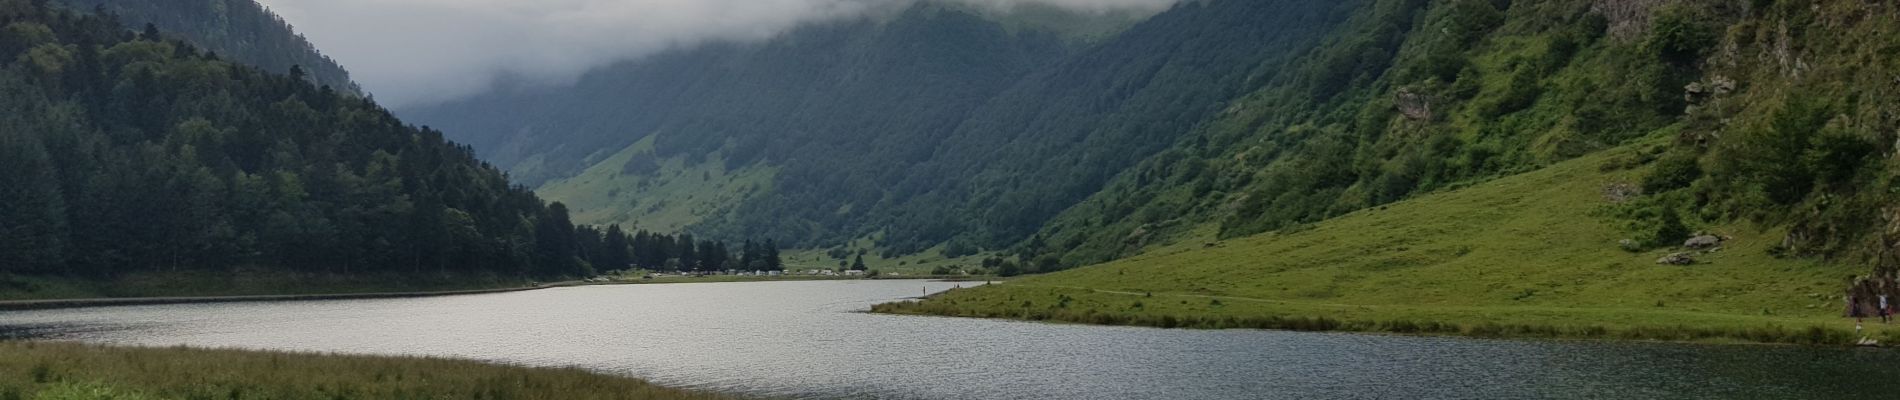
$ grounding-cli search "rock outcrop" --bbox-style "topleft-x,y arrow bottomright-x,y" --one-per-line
1396,88 -> 1433,121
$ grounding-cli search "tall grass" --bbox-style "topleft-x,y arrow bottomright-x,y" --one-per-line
0,342 -> 744,400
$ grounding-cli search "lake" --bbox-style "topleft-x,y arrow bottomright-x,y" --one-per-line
1,280 -> 1895,399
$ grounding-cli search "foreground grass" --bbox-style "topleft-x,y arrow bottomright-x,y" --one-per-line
0,342 -> 741,400
877,143 -> 1891,345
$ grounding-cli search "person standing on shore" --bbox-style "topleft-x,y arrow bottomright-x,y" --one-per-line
1881,292 -> 1892,324
1848,286 -> 1866,334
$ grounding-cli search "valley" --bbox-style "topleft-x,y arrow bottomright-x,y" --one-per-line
5,0 -> 1900,398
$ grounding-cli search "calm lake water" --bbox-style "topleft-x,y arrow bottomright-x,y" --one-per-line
2,280 -> 1897,399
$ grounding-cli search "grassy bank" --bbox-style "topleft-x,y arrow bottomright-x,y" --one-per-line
875,143 -> 1892,345
0,341 -> 741,400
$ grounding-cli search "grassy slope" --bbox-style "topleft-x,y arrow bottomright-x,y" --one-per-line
537,137 -> 776,231
538,137 -> 988,276
0,342 -> 740,400
879,143 -> 1885,344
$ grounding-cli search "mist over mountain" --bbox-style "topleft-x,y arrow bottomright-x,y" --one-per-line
402,0 -> 1355,258
258,0 -> 1180,107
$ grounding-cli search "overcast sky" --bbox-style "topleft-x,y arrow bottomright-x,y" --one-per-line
254,0 -> 1180,107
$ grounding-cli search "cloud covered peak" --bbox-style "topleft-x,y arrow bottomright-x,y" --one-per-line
258,0 -> 1180,107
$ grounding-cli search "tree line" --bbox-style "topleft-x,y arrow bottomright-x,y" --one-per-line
611,229 -> 783,272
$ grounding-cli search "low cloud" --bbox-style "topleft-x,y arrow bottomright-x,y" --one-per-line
257,0 -> 1180,107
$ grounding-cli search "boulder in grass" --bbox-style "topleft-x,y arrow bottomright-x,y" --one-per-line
1618,239 -> 1642,252
1684,235 -> 1723,249
1657,252 -> 1696,266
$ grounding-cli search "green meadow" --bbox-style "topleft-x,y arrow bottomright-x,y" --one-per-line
877,143 -> 1889,345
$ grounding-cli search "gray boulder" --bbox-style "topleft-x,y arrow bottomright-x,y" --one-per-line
1657,252 -> 1696,266
1618,239 -> 1642,252
1684,235 -> 1723,249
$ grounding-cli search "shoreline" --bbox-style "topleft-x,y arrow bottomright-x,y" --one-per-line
0,276 -> 990,312
0,283 -> 570,312
871,284 -> 1882,347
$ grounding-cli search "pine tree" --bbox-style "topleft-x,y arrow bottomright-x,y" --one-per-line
740,240 -> 759,270
764,239 -> 783,271
602,225 -> 631,271
534,203 -> 582,277
0,131 -> 68,273
676,233 -> 698,271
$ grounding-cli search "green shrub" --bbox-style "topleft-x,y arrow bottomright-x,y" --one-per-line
997,261 -> 1022,277
1648,207 -> 1692,248
1641,150 -> 1702,193
1646,6 -> 1717,66
1478,67 -> 1544,118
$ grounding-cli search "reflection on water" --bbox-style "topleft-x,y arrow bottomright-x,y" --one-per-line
2,280 -> 1897,399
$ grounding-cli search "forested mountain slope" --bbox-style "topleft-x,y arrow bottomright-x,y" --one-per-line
0,0 -> 585,286
1037,0 -> 1900,271
404,0 -> 1361,256
48,0 -> 358,93
880,0 -> 1900,342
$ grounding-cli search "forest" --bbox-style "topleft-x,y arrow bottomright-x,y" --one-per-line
0,0 -> 780,282
48,0 -> 357,94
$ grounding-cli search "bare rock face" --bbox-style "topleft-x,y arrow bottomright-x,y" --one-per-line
1657,252 -> 1697,265
1396,88 -> 1433,121
1684,235 -> 1724,250
1684,76 -> 1738,106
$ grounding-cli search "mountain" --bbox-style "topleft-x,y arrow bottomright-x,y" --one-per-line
403,0 -> 1360,257
411,0 -> 1900,281
48,0 -> 359,93
0,1 -> 588,289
